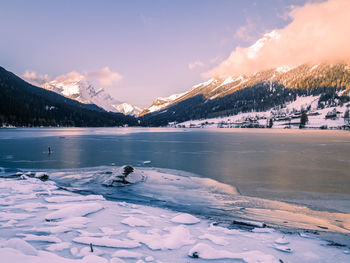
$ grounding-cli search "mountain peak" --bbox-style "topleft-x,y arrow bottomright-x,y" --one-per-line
38,76 -> 141,116
113,103 -> 142,116
248,30 -> 280,60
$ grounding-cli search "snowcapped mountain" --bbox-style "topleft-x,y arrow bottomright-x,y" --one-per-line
113,103 -> 142,116
140,63 -> 350,127
140,92 -> 186,116
40,75 -> 140,116
247,30 -> 280,60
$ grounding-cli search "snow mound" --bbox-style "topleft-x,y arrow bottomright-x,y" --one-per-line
22,234 -> 61,243
198,234 -> 229,246
99,227 -> 125,236
127,225 -> 195,250
81,255 -> 109,263
4,238 -> 38,256
112,250 -> 143,258
171,213 -> 200,224
121,216 -> 151,227
275,236 -> 289,245
272,244 -> 293,253
188,243 -> 278,263
45,203 -> 104,221
46,242 -> 71,252
45,195 -> 104,203
73,246 -> 104,257
73,236 -> 140,248
144,256 -> 154,261
0,212 -> 34,221
252,228 -> 275,233
110,258 -> 126,263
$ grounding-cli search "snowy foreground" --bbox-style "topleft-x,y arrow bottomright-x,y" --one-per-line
0,177 -> 349,263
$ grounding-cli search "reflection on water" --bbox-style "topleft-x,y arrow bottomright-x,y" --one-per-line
0,128 -> 350,214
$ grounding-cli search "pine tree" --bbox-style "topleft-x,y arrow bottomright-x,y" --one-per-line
299,112 -> 308,128
344,109 -> 350,124
268,118 -> 273,128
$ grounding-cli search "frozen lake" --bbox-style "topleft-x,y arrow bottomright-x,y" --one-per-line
1,128 -> 350,213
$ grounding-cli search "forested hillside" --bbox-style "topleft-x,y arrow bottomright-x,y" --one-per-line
0,67 -> 137,127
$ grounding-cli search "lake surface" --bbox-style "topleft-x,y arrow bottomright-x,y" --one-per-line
1,128 -> 350,214
1,127 -> 350,239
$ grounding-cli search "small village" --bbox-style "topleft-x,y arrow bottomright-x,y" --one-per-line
172,103 -> 350,130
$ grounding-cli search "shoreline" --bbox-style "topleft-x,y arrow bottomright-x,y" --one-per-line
0,176 -> 349,262
2,165 -> 350,234
1,125 -> 350,131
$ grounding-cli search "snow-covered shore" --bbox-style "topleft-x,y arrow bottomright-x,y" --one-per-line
174,95 -> 350,130
0,176 -> 349,262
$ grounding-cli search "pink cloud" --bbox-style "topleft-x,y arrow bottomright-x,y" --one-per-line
188,61 -> 204,70
85,67 -> 123,86
233,18 -> 258,43
54,71 -> 84,83
23,67 -> 123,88
23,70 -> 50,85
204,0 -> 350,78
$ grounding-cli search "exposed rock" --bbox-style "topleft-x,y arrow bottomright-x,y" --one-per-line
102,165 -> 144,186
36,173 -> 49,181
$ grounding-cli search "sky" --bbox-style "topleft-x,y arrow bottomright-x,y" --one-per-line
0,0 -> 333,107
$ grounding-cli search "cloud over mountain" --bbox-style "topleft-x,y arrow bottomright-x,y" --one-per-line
205,0 -> 350,78
85,67 -> 122,86
23,70 -> 50,86
24,67 -> 123,88
188,61 -> 204,70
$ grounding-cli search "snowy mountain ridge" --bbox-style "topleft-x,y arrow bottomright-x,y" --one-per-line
41,77 -> 141,116
140,62 -> 350,127
143,63 -> 350,114
140,92 -> 187,116
113,102 -> 142,116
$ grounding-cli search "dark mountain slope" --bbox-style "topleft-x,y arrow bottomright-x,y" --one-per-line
0,67 -> 137,127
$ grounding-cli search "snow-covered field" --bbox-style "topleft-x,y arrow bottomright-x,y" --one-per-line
176,95 -> 350,129
0,175 -> 349,262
